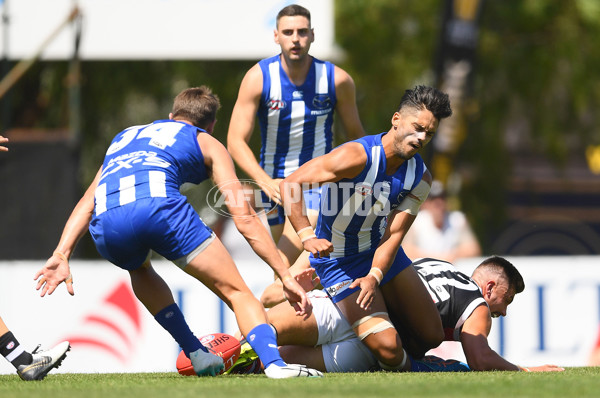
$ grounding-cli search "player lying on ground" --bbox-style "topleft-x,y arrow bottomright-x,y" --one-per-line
232,256 -> 564,373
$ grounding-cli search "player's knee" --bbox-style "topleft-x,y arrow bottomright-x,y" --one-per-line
421,326 -> 444,349
352,312 -> 409,366
360,329 -> 405,367
225,289 -> 259,311
372,338 -> 404,367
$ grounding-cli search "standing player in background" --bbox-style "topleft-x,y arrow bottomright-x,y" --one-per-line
280,85 -> 452,371
33,86 -> 321,378
0,136 -> 71,381
227,4 -> 365,269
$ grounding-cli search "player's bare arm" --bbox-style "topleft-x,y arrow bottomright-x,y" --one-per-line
201,134 -> 310,315
460,305 -> 562,371
333,66 -> 365,140
35,167 -> 102,297
227,65 -> 283,204
260,254 -> 319,307
280,142 -> 367,257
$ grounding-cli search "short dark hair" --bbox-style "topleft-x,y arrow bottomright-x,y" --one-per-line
397,85 -> 452,121
276,4 -> 311,28
171,86 -> 221,130
477,256 -> 525,294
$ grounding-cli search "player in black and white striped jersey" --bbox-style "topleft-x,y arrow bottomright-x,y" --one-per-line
398,257 -> 507,357
260,256 -> 564,372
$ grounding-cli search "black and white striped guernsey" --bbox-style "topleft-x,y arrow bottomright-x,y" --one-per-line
412,258 -> 488,341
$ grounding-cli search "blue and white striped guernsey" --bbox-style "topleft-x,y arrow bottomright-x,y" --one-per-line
257,55 -> 336,178
315,133 -> 426,258
94,120 -> 209,215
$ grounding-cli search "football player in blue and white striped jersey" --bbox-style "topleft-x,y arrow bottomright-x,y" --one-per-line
34,86 -> 322,379
227,4 -> 365,270
280,85 -> 452,372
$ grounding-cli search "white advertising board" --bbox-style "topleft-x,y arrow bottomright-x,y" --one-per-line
0,255 -> 598,374
0,0 -> 335,60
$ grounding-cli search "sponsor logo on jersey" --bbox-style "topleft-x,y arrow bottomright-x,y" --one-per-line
355,183 -> 373,196
267,99 -> 286,110
292,90 -> 304,100
310,108 -> 332,116
326,280 -> 353,297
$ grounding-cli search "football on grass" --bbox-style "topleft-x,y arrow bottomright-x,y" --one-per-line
176,333 -> 241,376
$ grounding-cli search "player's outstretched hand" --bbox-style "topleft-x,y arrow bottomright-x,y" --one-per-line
0,135 -> 9,152
294,267 -> 321,293
34,253 -> 75,297
302,238 -> 333,259
257,177 -> 282,205
282,275 -> 312,317
526,364 -> 565,372
349,274 -> 379,310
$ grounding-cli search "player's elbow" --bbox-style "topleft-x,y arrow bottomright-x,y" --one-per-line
232,214 -> 256,235
226,140 -> 239,158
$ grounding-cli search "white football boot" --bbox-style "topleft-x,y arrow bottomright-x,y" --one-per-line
264,363 -> 323,378
189,348 -> 225,376
17,341 -> 71,381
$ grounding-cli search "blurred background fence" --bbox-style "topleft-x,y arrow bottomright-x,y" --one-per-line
1,0 -> 599,256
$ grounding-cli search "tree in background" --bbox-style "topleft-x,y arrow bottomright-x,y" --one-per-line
2,0 -> 600,257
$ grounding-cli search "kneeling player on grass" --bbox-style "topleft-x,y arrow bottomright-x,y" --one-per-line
231,256 -> 564,373
33,86 -> 321,379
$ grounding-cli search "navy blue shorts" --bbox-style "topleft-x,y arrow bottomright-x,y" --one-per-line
310,247 -> 412,303
89,197 -> 213,270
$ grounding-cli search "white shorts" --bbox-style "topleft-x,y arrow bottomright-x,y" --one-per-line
309,290 -> 378,372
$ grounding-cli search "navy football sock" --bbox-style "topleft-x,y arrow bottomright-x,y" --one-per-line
245,324 -> 285,368
154,304 -> 205,357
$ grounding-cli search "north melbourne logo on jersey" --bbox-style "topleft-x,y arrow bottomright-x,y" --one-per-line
391,190 -> 410,209
312,94 -> 332,109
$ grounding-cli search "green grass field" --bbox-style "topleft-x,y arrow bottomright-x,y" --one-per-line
1,368 -> 599,398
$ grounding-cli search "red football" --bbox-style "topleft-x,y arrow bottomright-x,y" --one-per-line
176,333 -> 241,376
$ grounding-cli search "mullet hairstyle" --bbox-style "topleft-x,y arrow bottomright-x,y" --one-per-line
477,256 -> 525,294
276,4 -> 311,28
171,86 -> 221,130
397,85 -> 453,121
